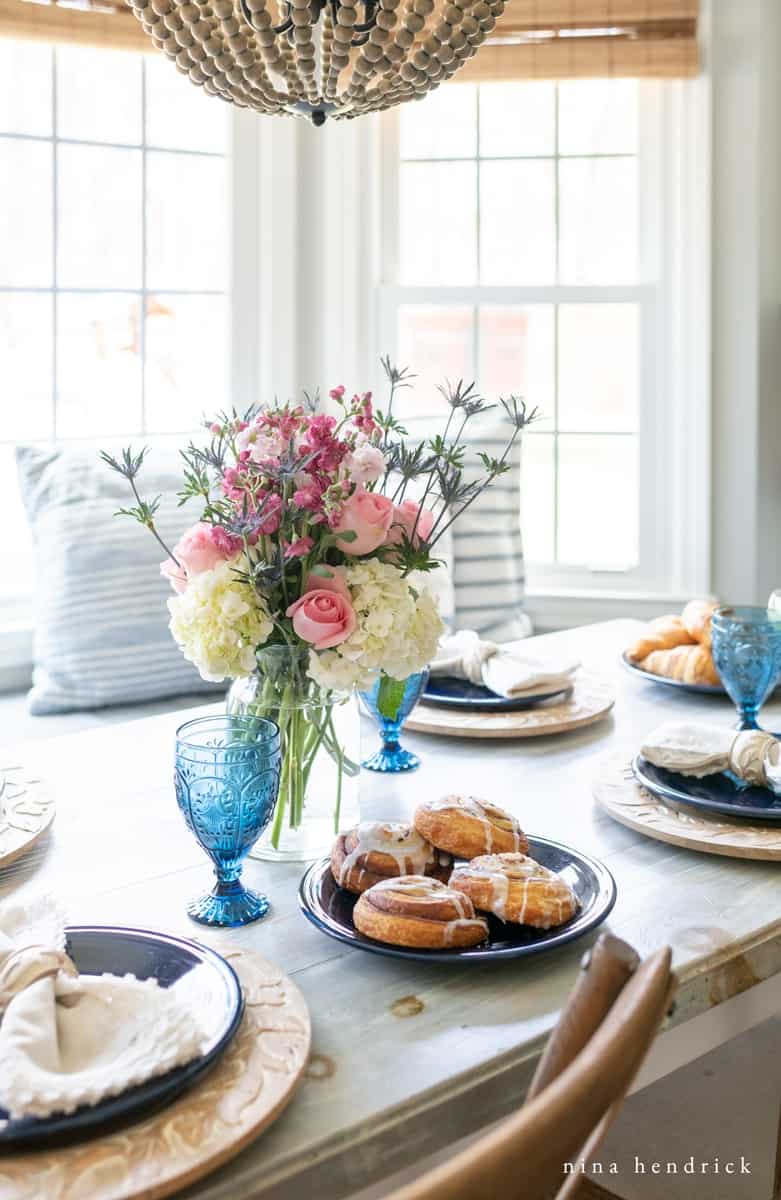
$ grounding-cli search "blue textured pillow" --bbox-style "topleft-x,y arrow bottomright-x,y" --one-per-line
16,445 -> 221,715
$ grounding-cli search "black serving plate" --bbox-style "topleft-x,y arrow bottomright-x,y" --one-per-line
298,836 -> 616,963
422,675 -> 573,711
632,754 -> 781,822
0,926 -> 244,1151
620,652 -> 725,696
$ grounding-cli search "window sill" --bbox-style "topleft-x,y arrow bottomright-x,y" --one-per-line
525,589 -> 704,633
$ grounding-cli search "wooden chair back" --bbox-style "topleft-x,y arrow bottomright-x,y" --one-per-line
387,934 -> 675,1200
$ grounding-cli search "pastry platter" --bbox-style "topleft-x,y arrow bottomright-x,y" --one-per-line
620,652 -> 724,696
631,754 -> 781,822
0,947 -> 311,1200
594,753 -> 781,861
298,836 -> 617,963
0,765 -> 56,870
0,927 -> 244,1150
421,675 -> 572,712
406,673 -> 614,739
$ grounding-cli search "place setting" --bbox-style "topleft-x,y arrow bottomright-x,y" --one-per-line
596,602 -> 781,859
401,630 -> 615,742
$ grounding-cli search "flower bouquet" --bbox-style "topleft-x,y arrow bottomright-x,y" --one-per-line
102,360 -> 535,859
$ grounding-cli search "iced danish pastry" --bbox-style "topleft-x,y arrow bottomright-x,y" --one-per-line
413,795 -> 528,861
352,876 -> 489,950
450,853 -> 579,930
330,822 -> 452,896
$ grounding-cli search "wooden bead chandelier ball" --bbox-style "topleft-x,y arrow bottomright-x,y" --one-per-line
128,0 -> 504,123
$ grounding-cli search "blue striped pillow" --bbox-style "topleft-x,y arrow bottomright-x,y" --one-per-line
16,445 -> 221,715
403,412 -> 531,641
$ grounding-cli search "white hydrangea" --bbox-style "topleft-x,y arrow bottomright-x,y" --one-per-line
167,555 -> 273,683
308,559 -> 444,692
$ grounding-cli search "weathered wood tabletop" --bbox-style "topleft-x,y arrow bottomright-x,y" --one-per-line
3,619 -> 781,1200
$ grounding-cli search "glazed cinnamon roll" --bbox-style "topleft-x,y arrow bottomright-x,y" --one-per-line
413,795 -> 528,861
450,853 -> 579,930
331,822 -> 452,896
353,876 -> 489,950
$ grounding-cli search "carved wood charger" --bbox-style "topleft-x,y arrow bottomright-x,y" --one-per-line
0,763 -> 55,871
594,752 -> 781,861
0,948 -> 311,1200
405,672 -> 615,739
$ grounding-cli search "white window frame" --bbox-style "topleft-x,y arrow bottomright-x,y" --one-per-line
374,78 -> 712,627
0,60 -> 267,688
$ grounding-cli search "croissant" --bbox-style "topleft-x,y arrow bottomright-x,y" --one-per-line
681,599 -> 719,649
626,616 -> 694,663
640,643 -> 721,687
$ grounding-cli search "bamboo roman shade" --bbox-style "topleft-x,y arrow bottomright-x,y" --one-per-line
459,0 -> 699,81
0,0 -> 148,51
0,0 -> 698,78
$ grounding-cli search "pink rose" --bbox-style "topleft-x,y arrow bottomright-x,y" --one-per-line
302,566 -> 351,603
160,522 -> 234,592
160,557 -> 187,594
286,588 -> 357,650
332,487 -> 394,555
388,500 -> 436,547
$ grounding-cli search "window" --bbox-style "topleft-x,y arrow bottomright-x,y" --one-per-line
377,78 -> 686,599
0,41 -> 231,616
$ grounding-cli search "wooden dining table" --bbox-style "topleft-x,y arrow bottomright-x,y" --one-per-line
3,618 -> 781,1199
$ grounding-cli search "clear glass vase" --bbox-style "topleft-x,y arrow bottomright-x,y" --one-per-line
226,645 -> 360,862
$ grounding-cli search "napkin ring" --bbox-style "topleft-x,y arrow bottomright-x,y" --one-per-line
0,944 -> 78,1015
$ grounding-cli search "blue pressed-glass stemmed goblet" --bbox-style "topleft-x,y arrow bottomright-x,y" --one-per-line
175,715 -> 281,926
711,606 -> 781,731
359,670 -> 429,772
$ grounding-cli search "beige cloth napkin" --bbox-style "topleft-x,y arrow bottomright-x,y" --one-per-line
0,896 -> 212,1120
641,721 -> 781,791
430,630 -> 579,700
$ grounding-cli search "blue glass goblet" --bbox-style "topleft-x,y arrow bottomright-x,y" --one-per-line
359,670 -> 429,772
175,715 -> 281,926
711,606 -> 781,731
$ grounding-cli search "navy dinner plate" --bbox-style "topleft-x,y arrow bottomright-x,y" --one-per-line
0,926 -> 244,1150
422,675 -> 573,711
632,754 -> 781,822
298,836 -> 617,963
620,652 -> 725,696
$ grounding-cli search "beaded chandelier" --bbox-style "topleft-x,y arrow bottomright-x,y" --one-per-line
127,0 -> 504,123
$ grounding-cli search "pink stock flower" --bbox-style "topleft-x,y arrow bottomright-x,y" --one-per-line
332,487 -> 394,555
387,500 -> 436,547
286,586 -> 356,650
284,536 -> 314,559
353,392 -> 377,436
257,493 -> 283,535
329,385 -> 346,400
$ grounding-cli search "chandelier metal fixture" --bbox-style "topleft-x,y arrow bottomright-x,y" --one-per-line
127,0 -> 504,123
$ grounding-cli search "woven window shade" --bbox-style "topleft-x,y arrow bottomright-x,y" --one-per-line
457,0 -> 699,82
0,0 -> 149,51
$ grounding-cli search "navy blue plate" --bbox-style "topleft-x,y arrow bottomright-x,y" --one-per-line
632,754 -> 781,822
298,837 -> 617,963
0,926 -> 244,1150
422,675 -> 572,711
